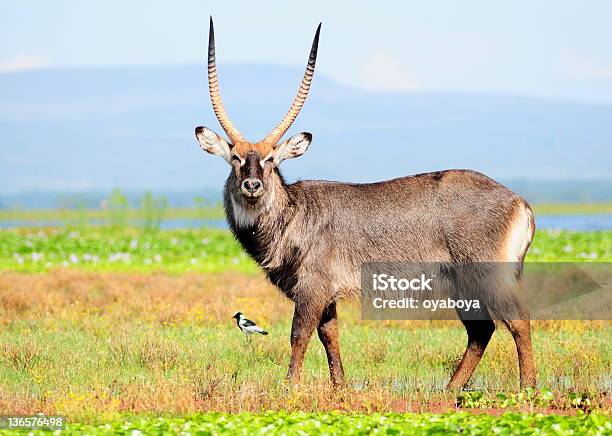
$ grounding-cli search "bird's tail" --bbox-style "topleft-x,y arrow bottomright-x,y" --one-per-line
260,330 -> 269,335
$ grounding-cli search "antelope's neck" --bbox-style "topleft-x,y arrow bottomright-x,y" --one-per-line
224,174 -> 292,265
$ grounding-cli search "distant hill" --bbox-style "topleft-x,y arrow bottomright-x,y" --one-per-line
1,64 -> 611,197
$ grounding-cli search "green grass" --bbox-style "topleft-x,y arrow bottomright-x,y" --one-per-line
2,412 -> 608,435
529,229 -> 611,261
0,228 -> 257,273
0,228 -> 610,273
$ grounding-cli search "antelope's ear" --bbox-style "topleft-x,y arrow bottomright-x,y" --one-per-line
272,132 -> 312,165
195,126 -> 232,163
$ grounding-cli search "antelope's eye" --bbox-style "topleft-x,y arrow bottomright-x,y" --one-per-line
260,156 -> 274,168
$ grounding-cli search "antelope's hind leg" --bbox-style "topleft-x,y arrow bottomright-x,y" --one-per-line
447,319 -> 496,389
503,318 -> 536,389
317,302 -> 345,387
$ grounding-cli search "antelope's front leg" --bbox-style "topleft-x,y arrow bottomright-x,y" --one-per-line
286,301 -> 322,384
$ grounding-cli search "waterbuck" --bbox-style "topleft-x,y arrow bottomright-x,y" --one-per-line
195,18 -> 536,389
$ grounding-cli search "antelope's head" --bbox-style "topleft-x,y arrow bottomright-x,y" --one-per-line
195,17 -> 319,206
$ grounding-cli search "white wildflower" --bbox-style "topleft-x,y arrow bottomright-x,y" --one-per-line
109,252 -> 131,263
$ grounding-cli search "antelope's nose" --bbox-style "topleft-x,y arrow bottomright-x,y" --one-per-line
242,178 -> 263,195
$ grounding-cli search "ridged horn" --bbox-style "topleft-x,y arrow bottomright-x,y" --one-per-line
261,23 -> 321,145
208,16 -> 245,143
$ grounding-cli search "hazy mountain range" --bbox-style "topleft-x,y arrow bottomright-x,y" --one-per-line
1,64 -> 611,202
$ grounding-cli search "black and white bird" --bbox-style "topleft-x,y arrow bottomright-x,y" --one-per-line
233,312 -> 268,337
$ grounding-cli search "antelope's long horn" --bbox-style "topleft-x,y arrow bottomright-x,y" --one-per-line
261,23 -> 321,146
208,17 -> 245,143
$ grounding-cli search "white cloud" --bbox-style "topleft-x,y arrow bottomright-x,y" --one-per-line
0,54 -> 50,73
565,52 -> 612,80
578,61 -> 612,79
359,52 -> 419,91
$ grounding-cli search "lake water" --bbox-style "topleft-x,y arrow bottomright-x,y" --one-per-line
535,215 -> 612,231
0,215 -> 611,231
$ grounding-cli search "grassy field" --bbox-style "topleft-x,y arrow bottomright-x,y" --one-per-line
0,268 -> 610,421
0,201 -> 610,226
0,226 -> 610,432
0,227 -> 610,273
531,202 -> 612,215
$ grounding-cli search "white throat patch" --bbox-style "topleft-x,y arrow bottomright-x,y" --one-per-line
230,189 -> 275,229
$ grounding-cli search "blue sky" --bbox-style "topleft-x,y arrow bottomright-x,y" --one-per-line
1,1 -> 612,102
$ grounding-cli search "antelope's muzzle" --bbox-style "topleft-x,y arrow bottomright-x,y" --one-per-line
241,178 -> 263,197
